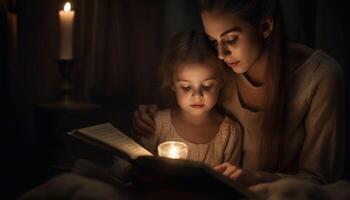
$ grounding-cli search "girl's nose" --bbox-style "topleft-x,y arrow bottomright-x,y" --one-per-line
192,89 -> 204,98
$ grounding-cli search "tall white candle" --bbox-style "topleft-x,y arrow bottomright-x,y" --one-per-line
58,2 -> 75,59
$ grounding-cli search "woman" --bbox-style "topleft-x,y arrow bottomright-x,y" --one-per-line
133,0 -> 345,186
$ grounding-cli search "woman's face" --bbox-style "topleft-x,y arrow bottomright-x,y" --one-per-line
201,11 -> 265,74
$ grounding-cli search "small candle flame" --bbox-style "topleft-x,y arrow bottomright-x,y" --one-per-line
168,146 -> 180,159
64,2 -> 71,12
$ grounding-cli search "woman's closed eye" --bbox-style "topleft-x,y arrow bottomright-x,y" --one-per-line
224,36 -> 238,45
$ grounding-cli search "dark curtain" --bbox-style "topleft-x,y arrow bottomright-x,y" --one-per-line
281,0 -> 349,75
75,0 -> 164,104
74,0 -> 200,105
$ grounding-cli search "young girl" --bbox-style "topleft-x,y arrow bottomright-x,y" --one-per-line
139,30 -> 243,167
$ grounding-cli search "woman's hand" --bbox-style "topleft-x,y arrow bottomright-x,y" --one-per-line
214,162 -> 280,187
132,104 -> 159,137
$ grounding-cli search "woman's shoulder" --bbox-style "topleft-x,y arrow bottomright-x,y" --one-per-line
287,42 -> 343,78
286,43 -> 344,105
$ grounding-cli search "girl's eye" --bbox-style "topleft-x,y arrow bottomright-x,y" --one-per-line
180,86 -> 191,91
202,85 -> 213,91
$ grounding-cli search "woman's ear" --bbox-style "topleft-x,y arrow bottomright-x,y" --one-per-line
260,16 -> 274,39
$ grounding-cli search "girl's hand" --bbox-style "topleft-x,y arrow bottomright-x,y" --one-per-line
132,104 -> 159,137
214,162 -> 279,187
214,162 -> 260,186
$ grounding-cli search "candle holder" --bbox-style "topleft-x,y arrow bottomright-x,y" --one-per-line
56,59 -> 75,105
158,141 -> 188,159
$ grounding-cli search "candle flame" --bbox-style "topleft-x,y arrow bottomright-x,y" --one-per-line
168,146 -> 180,159
64,2 -> 71,12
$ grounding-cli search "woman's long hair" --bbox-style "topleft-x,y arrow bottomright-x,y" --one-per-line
198,0 -> 287,172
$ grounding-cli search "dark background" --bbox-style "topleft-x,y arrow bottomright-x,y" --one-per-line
1,0 -> 349,199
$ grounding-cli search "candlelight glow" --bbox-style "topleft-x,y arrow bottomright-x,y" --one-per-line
64,2 -> 71,12
158,141 -> 188,159
168,146 -> 180,159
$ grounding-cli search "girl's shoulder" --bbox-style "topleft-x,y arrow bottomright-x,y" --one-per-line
212,116 -> 243,148
218,115 -> 243,137
154,108 -> 172,128
155,108 -> 171,119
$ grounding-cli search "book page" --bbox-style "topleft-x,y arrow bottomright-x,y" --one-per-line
74,123 -> 152,160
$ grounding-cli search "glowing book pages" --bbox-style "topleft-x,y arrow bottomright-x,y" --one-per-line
69,123 -> 152,161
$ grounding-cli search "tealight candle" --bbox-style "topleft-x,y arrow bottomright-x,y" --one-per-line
157,141 -> 188,159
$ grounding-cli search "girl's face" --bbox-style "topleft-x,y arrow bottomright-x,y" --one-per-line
201,11 -> 266,74
173,63 -> 222,116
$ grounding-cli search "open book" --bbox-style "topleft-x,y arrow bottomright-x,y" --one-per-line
69,123 -> 256,199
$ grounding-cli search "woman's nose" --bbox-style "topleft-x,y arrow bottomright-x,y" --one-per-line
218,43 -> 230,60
